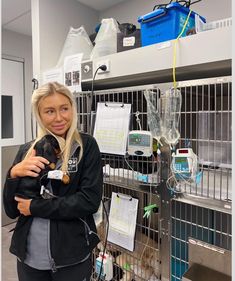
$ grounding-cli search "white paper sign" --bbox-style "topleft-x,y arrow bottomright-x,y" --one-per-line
42,68 -> 64,84
63,53 -> 83,92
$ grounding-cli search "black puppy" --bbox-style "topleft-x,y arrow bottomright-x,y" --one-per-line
15,135 -> 64,199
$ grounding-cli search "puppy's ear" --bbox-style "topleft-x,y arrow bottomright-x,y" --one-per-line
49,163 -> 56,169
62,174 -> 70,184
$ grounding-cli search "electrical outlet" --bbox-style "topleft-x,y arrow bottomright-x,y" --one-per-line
81,61 -> 93,80
96,59 -> 110,74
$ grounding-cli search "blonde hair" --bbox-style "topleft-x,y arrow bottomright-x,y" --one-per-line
25,81 -> 83,173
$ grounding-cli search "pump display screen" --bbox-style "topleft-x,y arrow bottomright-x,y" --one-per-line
175,157 -> 187,163
174,156 -> 189,172
129,134 -> 150,147
178,149 -> 189,154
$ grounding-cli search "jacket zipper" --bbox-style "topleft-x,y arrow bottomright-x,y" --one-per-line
52,219 -> 94,269
47,218 -> 92,272
52,254 -> 90,270
79,218 -> 99,239
46,180 -> 58,273
50,257 -> 57,273
83,219 -> 90,246
47,219 -> 58,272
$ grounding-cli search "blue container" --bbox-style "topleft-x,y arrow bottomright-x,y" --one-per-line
138,2 -> 205,46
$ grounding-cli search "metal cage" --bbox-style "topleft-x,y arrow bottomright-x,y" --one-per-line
169,76 -> 232,281
75,76 -> 232,281
171,200 -> 231,281
177,77 -> 232,201
76,86 -> 161,281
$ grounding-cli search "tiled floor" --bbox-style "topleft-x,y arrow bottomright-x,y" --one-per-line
2,223 -> 18,281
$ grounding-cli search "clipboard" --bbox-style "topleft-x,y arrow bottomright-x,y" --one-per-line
107,192 -> 138,251
93,102 -> 131,155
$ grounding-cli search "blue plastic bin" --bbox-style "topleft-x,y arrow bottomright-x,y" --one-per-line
138,2 -> 205,46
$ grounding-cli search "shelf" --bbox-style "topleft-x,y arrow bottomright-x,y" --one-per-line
182,263 -> 231,281
104,176 -> 159,193
175,194 -> 232,214
81,26 -> 231,90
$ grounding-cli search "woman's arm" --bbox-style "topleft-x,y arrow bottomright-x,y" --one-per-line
3,144 -> 27,219
3,144 -> 49,218
29,136 -> 103,220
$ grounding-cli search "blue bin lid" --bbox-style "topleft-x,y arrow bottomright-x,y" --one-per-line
138,2 -> 205,23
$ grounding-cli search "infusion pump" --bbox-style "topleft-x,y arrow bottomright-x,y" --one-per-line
172,148 -> 197,180
127,130 -> 153,157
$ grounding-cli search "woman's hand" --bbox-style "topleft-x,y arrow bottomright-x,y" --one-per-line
10,149 -> 49,178
15,197 -> 32,216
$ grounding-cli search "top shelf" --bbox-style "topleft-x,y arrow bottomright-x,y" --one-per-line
81,26 -> 232,90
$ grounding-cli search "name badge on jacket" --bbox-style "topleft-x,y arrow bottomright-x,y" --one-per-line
67,158 -> 78,173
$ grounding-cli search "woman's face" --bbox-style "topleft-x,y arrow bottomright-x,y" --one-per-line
38,92 -> 73,138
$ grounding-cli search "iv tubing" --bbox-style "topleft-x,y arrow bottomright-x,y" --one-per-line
173,10 -> 192,89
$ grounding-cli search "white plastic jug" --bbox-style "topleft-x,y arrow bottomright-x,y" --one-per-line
90,18 -> 120,59
56,26 -> 93,67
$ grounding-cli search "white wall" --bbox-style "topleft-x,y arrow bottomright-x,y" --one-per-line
2,29 -> 33,142
32,0 -> 99,77
0,0 -> 2,227
99,0 -> 232,26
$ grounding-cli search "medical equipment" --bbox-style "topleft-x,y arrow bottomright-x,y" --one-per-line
128,130 -> 153,157
95,252 -> 113,281
171,148 -> 197,181
144,89 -> 162,142
161,88 -> 182,145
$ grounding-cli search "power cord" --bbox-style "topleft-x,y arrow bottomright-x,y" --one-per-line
97,198 -> 110,281
87,65 -> 110,280
89,65 -> 107,134
31,78 -> 39,140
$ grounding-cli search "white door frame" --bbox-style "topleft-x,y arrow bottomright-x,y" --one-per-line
1,55 -> 26,146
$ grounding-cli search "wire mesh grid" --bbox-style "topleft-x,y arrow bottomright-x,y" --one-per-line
93,184 -> 161,281
170,199 -> 231,281
75,86 -> 161,281
175,77 -> 232,201
196,16 -> 232,33
75,77 -> 232,281
77,77 -> 232,203
76,86 -> 161,188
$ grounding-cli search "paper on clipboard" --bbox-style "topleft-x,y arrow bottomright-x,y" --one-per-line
107,192 -> 138,251
93,102 -> 131,155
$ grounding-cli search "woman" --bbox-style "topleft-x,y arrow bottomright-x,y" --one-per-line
3,82 -> 103,281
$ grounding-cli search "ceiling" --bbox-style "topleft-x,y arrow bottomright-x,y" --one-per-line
2,0 -> 128,36
76,0 -> 127,11
2,0 -> 32,36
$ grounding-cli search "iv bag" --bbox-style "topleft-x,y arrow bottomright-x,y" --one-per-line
161,88 -> 182,145
90,18 -> 120,59
56,26 -> 93,67
144,90 -> 162,142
